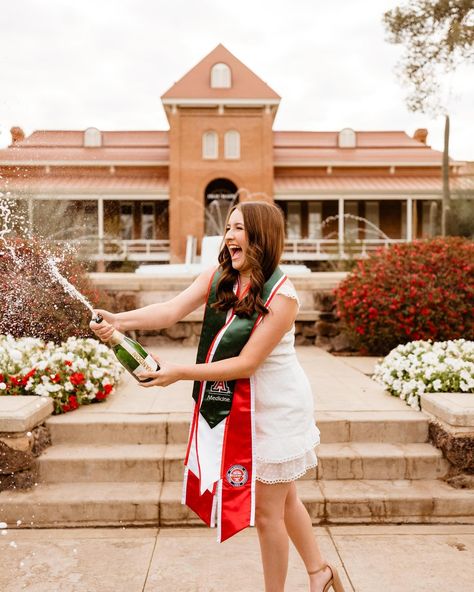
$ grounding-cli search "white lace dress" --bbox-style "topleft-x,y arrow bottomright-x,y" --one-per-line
254,279 -> 321,484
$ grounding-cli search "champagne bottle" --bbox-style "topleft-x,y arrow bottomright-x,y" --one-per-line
93,315 -> 159,383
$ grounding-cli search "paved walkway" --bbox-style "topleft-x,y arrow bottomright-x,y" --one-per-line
1,524 -> 473,591
2,347 -> 472,590
65,346 -> 406,416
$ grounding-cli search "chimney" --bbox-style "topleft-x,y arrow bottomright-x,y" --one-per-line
10,126 -> 25,145
413,128 -> 428,144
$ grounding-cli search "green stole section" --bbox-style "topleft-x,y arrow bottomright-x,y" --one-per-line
192,266 -> 285,428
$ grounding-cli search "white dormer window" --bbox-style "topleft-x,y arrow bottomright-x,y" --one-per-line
211,63 -> 231,88
202,131 -> 218,159
338,128 -> 356,148
224,130 -> 240,159
84,127 -> 102,147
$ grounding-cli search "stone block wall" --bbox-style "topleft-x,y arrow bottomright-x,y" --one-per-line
295,292 -> 353,351
95,272 -> 355,351
0,424 -> 51,492
420,393 -> 474,490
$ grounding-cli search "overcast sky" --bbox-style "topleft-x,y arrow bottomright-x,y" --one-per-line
0,0 -> 472,160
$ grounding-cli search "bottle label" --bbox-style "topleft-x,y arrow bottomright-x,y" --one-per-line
120,340 -> 157,375
133,354 -> 158,377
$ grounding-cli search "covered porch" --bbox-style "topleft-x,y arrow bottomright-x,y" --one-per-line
274,174 -> 443,261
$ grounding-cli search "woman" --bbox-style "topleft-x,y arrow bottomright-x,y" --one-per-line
90,201 -> 344,592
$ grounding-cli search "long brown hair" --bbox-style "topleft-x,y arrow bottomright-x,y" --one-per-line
212,201 -> 285,318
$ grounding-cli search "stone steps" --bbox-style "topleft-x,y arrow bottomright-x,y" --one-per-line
38,444 -> 166,483
161,480 -> 474,526
36,441 -> 449,483
46,410 -> 428,445
1,479 -> 473,528
2,385 -> 466,528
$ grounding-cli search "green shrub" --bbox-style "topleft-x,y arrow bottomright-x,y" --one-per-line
334,237 -> 474,355
0,237 -> 113,343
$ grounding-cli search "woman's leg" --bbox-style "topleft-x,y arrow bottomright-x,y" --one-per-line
255,480 -> 292,592
284,482 -> 332,591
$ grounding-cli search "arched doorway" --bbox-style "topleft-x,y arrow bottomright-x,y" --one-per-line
204,178 -> 238,235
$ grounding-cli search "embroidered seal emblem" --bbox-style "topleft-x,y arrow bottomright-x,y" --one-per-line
226,464 -> 248,487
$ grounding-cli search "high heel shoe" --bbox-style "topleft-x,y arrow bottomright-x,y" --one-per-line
307,562 -> 345,592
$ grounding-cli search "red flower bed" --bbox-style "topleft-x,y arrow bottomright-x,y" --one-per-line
334,237 -> 474,355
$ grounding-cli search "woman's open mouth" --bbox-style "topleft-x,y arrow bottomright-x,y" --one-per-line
228,246 -> 243,260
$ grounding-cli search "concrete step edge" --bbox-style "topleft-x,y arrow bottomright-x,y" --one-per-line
38,441 -> 444,460
39,443 -> 166,460
2,480 -> 472,527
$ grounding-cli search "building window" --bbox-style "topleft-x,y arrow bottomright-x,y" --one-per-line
141,203 -> 155,240
120,203 -> 133,240
338,128 -> 356,148
84,127 -> 102,147
422,200 -> 438,237
344,201 -> 359,240
211,63 -> 231,88
287,202 -> 302,240
202,131 -> 218,159
365,201 -> 380,238
224,130 -> 240,159
308,202 -> 322,239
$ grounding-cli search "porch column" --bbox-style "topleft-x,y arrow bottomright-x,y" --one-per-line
338,196 -> 345,257
406,197 -> 413,241
97,196 -> 105,272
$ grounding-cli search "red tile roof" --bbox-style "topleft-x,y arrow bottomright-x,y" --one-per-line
274,176 -> 442,194
274,147 -> 443,165
0,129 -> 446,167
273,131 -> 444,165
14,130 -> 169,147
273,130 -> 429,148
161,44 -> 280,101
0,175 -> 169,194
274,175 -> 471,194
0,130 -> 169,164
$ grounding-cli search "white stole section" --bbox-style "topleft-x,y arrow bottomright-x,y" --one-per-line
196,415 -> 228,495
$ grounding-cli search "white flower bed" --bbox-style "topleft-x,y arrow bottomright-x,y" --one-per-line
0,335 -> 123,413
373,339 -> 474,410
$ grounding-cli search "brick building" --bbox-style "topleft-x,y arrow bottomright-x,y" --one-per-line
0,44 -> 469,267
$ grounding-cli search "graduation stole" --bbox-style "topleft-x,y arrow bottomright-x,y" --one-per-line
182,265 -> 287,542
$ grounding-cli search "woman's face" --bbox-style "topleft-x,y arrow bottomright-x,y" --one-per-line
225,208 -> 250,274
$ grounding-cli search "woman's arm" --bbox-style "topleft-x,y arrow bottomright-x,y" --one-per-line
90,265 -> 216,338
139,294 -> 298,387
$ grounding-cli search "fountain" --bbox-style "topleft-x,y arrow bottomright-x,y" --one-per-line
136,189 -> 312,276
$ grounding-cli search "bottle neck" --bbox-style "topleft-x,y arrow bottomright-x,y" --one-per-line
108,329 -> 124,347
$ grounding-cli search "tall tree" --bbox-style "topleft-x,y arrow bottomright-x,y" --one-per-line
383,0 -> 474,235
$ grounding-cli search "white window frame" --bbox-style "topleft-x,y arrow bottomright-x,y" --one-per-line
224,130 -> 240,160
211,63 -> 231,88
84,127 -> 102,147
202,131 -> 219,159
338,128 -> 356,148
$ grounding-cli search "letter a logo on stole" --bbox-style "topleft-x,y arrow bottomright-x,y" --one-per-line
210,380 -> 231,395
